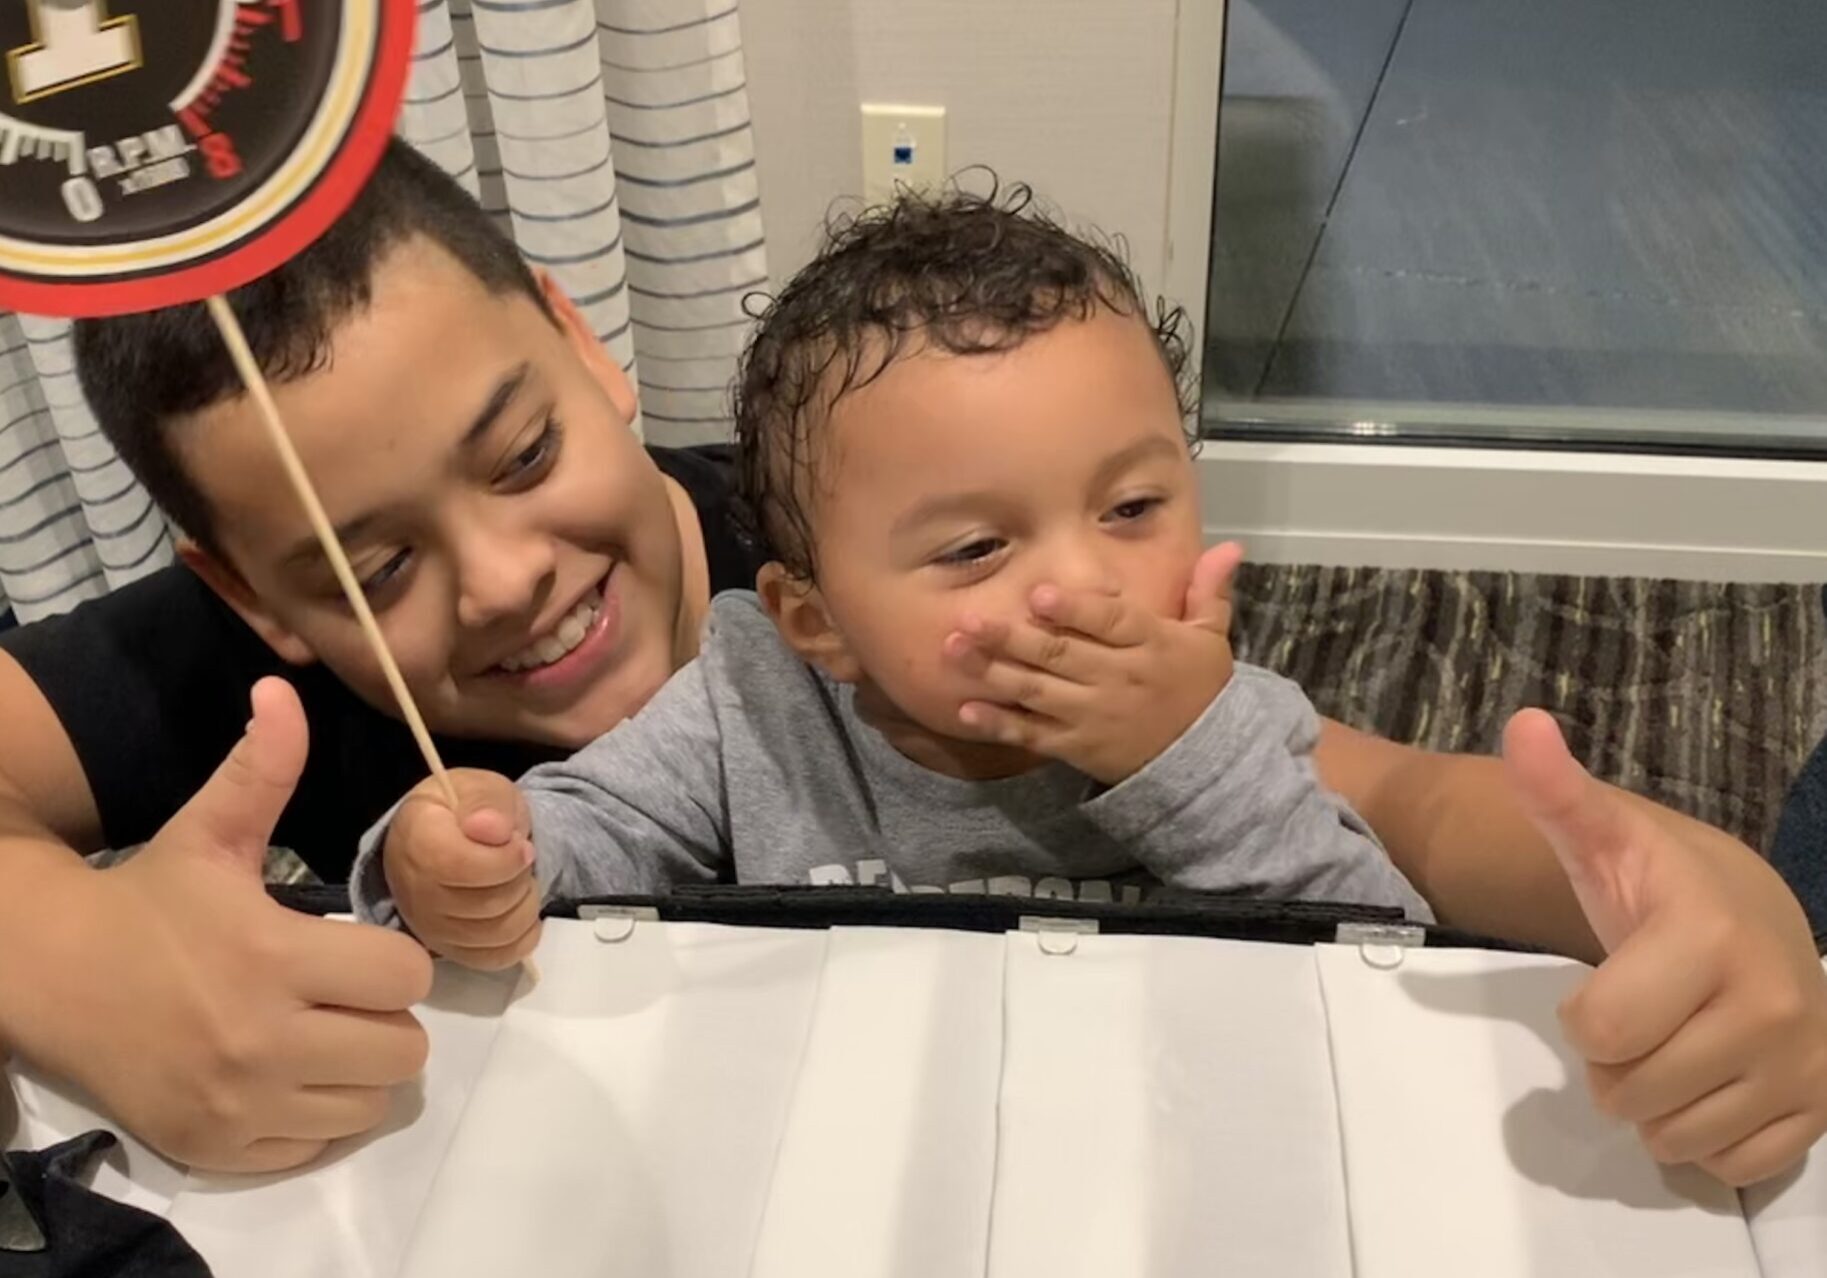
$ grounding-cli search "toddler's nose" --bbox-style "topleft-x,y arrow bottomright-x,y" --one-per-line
1039,536 -> 1121,600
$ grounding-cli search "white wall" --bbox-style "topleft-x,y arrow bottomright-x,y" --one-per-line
741,0 -> 1192,298
739,5 -> 1827,582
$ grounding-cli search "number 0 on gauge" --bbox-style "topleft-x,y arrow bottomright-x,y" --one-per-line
0,0 -> 416,317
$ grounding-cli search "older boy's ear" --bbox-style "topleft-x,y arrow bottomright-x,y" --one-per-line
179,542 -> 317,667
538,269 -> 638,425
757,563 -> 863,683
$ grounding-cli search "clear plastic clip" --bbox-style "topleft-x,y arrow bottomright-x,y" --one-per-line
578,904 -> 659,944
1335,921 -> 1426,969
1018,916 -> 1098,956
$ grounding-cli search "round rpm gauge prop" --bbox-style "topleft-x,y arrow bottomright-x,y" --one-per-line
0,0 -> 416,316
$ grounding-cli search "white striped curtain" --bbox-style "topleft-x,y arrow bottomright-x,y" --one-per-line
0,0 -> 767,626
0,316 -> 176,626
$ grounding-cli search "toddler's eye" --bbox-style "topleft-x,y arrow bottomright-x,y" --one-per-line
936,538 -> 1006,567
1108,497 -> 1162,522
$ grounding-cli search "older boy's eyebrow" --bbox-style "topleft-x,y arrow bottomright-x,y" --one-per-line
462,362 -> 531,448
281,364 -> 535,570
282,513 -> 379,570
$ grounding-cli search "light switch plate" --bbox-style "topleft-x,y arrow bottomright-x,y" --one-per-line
860,103 -> 946,206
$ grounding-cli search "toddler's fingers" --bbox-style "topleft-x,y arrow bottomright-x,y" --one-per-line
957,700 -> 1057,752
428,828 -> 535,891
1029,585 -> 1149,647
437,917 -> 547,974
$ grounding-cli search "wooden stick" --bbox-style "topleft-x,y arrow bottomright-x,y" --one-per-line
209,296 -> 542,986
206,295 -> 459,810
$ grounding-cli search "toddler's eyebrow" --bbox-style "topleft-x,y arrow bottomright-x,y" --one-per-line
1088,435 -> 1184,491
891,490 -> 1002,538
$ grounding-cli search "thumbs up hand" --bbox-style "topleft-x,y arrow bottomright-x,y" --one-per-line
1504,709 -> 1827,1186
15,678 -> 433,1173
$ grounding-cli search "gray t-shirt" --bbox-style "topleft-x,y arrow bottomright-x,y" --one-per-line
354,593 -> 1430,924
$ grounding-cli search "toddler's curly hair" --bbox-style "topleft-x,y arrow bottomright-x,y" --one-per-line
733,178 -> 1196,579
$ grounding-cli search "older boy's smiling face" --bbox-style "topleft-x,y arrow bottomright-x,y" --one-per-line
174,236 -> 696,748
803,307 -> 1203,771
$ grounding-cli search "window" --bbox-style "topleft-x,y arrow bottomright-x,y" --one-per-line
1205,0 -> 1827,458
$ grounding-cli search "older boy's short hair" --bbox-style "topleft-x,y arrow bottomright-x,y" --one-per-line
733,180 -> 1197,580
73,138 -> 550,558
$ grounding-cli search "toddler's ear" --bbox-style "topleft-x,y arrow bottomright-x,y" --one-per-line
757,563 -> 863,683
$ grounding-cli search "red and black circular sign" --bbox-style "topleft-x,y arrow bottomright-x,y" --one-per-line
0,0 -> 415,316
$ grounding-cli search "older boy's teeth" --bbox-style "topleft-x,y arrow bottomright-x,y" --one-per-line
501,594 -> 601,672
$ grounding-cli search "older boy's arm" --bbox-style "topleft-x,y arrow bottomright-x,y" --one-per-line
1313,717 -> 1601,958
1314,716 -> 1782,963
0,651 -> 118,1049
0,650 -> 109,846
0,661 -> 432,1173
1318,711 -> 1827,1187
